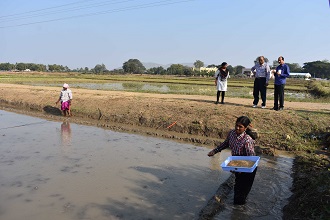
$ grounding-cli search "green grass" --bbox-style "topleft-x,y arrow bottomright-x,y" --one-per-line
0,72 -> 328,102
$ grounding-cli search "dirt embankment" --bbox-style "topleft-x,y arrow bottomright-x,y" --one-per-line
0,83 -> 330,151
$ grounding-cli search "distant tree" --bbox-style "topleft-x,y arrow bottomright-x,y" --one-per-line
193,60 -> 204,69
226,65 -> 234,75
16,63 -> 26,71
122,59 -> 146,74
147,66 -> 166,75
93,64 -> 107,74
48,64 -> 66,72
232,65 -> 245,75
0,62 -> 15,71
207,64 -> 217,68
166,64 -> 185,75
272,60 -> 278,69
183,66 -> 193,76
303,60 -> 330,78
84,67 -> 89,72
286,63 -> 303,72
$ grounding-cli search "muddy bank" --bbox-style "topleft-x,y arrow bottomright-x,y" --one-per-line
1,84 -> 330,152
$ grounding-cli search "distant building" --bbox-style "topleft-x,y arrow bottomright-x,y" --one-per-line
193,67 -> 218,73
241,68 -> 253,77
289,72 -> 311,80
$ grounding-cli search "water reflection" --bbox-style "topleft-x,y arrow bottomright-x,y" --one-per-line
0,110 -> 293,220
28,82 -> 309,100
61,121 -> 72,147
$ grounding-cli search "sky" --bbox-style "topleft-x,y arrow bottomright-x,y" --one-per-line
0,0 -> 329,70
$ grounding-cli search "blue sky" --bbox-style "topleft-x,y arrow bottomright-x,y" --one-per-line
1,0 -> 329,70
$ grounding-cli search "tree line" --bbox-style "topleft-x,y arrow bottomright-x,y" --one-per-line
1,58 -> 330,78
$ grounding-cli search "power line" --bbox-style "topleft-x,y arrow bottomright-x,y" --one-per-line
0,0 -> 196,29
0,0 -> 137,22
0,0 -> 97,19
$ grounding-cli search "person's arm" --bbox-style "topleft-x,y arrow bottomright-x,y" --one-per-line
251,65 -> 256,72
208,134 -> 230,156
68,91 -> 73,104
214,70 -> 219,85
265,65 -> 270,85
55,93 -> 61,104
282,65 -> 290,78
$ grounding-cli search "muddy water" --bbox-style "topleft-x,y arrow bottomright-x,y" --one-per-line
26,82 -> 310,100
213,156 -> 293,220
0,110 -> 293,220
0,110 -> 231,220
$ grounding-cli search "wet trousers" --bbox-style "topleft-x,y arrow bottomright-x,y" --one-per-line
253,78 -> 267,106
234,167 -> 257,205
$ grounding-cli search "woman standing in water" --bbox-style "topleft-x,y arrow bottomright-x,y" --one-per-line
214,62 -> 229,104
208,116 -> 257,205
56,83 -> 73,117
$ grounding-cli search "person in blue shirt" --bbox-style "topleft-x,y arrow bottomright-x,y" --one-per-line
274,56 -> 290,111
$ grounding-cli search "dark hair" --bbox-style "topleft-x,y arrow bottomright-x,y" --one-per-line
221,62 -> 227,67
236,116 -> 257,140
279,56 -> 284,61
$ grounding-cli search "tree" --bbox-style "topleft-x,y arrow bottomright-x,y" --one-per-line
48,64 -> 66,72
286,63 -> 303,73
147,66 -> 166,75
232,65 -> 245,75
193,60 -> 204,69
92,64 -> 107,74
207,64 -> 217,68
16,63 -> 26,71
226,65 -> 234,75
166,64 -> 184,75
302,60 -> 330,78
272,60 -> 278,69
122,59 -> 146,74
0,62 -> 15,71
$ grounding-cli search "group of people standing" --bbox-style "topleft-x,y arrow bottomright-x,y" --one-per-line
214,56 -> 290,110
210,56 -> 290,205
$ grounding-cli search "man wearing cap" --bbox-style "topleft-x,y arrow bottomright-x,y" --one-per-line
56,83 -> 73,116
251,56 -> 270,109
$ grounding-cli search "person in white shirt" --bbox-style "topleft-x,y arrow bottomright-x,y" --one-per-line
251,56 -> 270,109
56,83 -> 73,116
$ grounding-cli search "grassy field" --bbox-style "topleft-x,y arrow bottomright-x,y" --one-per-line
1,72 -> 327,103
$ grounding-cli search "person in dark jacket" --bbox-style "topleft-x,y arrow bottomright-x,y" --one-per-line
273,56 -> 290,111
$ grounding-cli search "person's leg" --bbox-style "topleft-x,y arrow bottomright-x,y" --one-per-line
234,168 -> 257,205
279,84 -> 285,109
221,91 -> 225,104
216,91 -> 220,104
253,79 -> 260,106
260,78 -> 267,107
274,85 -> 279,110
